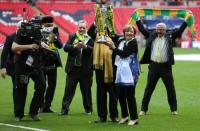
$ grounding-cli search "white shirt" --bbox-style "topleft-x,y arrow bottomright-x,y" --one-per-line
151,36 -> 168,63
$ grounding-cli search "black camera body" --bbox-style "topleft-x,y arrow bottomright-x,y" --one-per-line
17,21 -> 42,44
17,16 -> 54,44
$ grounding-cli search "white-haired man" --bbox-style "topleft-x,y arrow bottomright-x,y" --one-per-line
136,20 -> 188,116
60,20 -> 93,116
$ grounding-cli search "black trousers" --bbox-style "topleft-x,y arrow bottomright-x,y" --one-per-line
118,85 -> 138,120
11,75 -> 17,115
61,67 -> 93,113
42,68 -> 57,109
95,69 -> 118,119
14,69 -> 46,118
141,62 -> 177,112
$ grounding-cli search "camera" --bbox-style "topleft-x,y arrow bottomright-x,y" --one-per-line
17,20 -> 42,44
16,16 -> 60,70
16,16 -> 54,44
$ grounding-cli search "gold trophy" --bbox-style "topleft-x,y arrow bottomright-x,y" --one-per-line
95,3 -> 114,43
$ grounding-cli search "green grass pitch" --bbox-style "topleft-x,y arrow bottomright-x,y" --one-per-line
0,48 -> 200,131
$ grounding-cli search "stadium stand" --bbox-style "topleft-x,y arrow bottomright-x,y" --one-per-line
0,1 -> 37,44
0,1 -> 36,35
0,1 -> 68,43
0,33 -> 6,45
37,2 -> 95,34
0,0 -> 200,44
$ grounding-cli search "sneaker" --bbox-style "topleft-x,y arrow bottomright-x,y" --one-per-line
118,117 -> 129,124
139,111 -> 146,116
29,114 -> 41,121
171,111 -> 178,115
128,120 -> 138,126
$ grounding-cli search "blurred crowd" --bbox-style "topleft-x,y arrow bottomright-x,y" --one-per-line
15,0 -> 190,7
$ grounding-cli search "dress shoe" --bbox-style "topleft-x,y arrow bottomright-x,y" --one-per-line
118,117 -> 129,124
15,116 -> 23,122
94,117 -> 106,123
111,117 -> 119,123
29,114 -> 40,121
59,110 -> 68,116
171,111 -> 178,115
139,111 -> 146,116
85,110 -> 92,115
128,120 -> 138,126
42,108 -> 55,113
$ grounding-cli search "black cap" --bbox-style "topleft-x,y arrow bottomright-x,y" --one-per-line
41,16 -> 53,23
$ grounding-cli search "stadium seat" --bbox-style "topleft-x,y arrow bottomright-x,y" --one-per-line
0,1 -> 36,35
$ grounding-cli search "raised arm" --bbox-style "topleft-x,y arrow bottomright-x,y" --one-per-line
172,21 -> 187,39
87,23 -> 97,40
136,20 -> 150,38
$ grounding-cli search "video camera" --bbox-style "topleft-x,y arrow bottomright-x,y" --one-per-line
16,16 -> 54,44
17,20 -> 42,44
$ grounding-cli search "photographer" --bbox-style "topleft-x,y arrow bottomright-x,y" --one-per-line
39,16 -> 63,113
12,20 -> 47,121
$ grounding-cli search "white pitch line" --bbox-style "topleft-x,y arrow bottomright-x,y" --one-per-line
174,54 -> 200,61
0,123 -> 51,131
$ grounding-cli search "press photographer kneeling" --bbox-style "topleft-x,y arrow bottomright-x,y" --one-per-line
11,19 -> 48,121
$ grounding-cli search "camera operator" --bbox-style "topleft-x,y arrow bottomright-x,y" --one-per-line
12,20 -> 47,121
39,16 -> 63,113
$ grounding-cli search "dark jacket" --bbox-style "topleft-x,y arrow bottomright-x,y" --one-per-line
112,37 -> 138,81
136,20 -> 187,65
64,34 -> 94,75
0,33 -> 16,75
42,32 -> 63,68
87,23 -> 120,42
113,38 -> 138,58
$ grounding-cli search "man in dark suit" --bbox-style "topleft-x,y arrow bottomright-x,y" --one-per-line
0,32 -> 16,115
60,20 -> 93,115
39,17 -> 63,113
87,23 -> 119,123
136,19 -> 188,116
